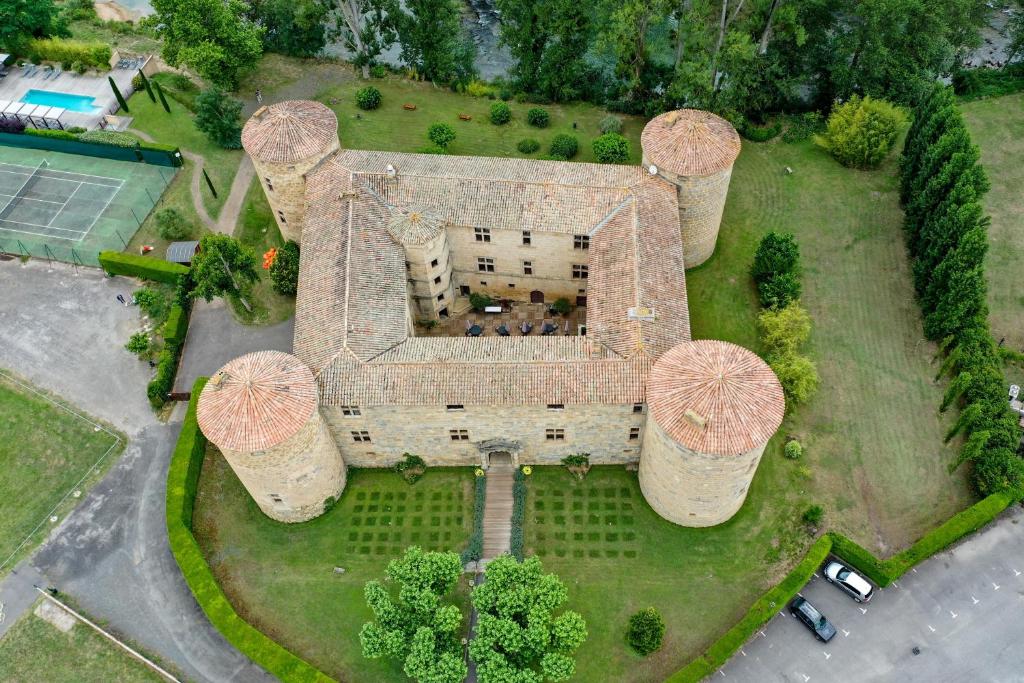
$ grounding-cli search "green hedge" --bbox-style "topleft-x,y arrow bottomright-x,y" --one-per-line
28,38 -> 111,70
25,127 -> 180,155
510,468 -> 527,560
166,378 -> 335,683
161,304 -> 189,347
461,474 -> 487,564
99,251 -> 189,284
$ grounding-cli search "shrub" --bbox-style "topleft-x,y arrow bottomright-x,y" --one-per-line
0,118 -> 26,134
489,101 -> 511,125
802,505 -> 824,526
99,251 -> 190,284
133,286 -> 168,320
469,292 -> 493,311
415,144 -> 447,155
393,452 -> 427,483
125,331 -> 149,355
758,304 -> 811,355
66,126 -> 86,134
516,138 -> 540,154
815,95 -> 907,169
146,348 -> 177,408
627,608 -> 665,655
757,271 -> 802,309
27,38 -> 111,70
194,88 -> 243,149
561,453 -> 590,479
427,122 -> 456,149
782,111 -> 824,143
131,73 -> 144,90
768,352 -> 819,408
551,297 -> 571,315
784,440 -> 803,460
549,133 -> 578,160
599,114 -> 623,135
592,132 -> 630,163
741,121 -> 782,142
466,79 -> 497,98
162,305 -> 189,347
269,241 -> 300,296
461,473 -> 487,563
751,232 -> 800,284
355,86 -> 382,110
526,107 -> 549,128
155,208 -> 193,241
78,130 -> 139,148
510,468 -> 527,559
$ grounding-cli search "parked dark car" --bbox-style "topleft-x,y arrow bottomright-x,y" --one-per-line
789,596 -> 837,642
823,561 -> 874,602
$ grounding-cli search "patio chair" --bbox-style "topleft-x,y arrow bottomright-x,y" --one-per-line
519,321 -> 533,335
25,65 -> 37,78
541,321 -> 557,336
496,323 -> 510,337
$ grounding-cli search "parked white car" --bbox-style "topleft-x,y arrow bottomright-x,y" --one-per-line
823,561 -> 874,602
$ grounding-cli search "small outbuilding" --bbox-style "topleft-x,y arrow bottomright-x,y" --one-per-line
166,240 -> 199,265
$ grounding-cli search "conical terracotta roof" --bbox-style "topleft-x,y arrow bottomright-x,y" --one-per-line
647,340 -> 784,456
197,351 -> 318,452
641,109 -> 741,177
386,205 -> 445,245
241,100 -> 338,164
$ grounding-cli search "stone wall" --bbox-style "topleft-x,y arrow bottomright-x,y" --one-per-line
638,414 -> 763,527
220,409 -> 346,523
324,402 -> 646,467
403,230 -> 456,319
253,137 -> 341,244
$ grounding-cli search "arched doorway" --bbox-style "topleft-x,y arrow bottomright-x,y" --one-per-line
488,451 -> 513,467
530,290 -> 544,304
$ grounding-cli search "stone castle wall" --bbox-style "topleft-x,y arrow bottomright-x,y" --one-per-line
220,409 -> 346,523
253,136 -> 341,244
638,415 -> 763,527
403,230 -> 456,319
324,403 -> 646,467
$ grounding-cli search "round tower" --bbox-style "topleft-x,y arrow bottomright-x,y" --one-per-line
241,100 -> 340,244
639,340 -> 784,527
640,109 -> 741,268
197,350 -> 345,523
386,205 -> 455,320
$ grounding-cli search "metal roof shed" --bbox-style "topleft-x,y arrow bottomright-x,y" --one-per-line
166,240 -> 200,265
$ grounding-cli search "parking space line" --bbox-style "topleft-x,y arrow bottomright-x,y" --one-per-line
928,625 -> 936,632
950,610 -> 958,619
1013,569 -> 1020,577
823,652 -> 831,660
859,607 -> 867,614
842,629 -> 850,637
972,596 -> 979,604
993,582 -> 1000,590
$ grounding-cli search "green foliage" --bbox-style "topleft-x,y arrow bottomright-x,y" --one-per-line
356,86 -> 383,110
155,208 -> 193,240
489,101 -> 511,125
77,130 -> 138,148
470,556 -> 587,683
125,331 -> 150,355
461,473 -> 487,563
741,121 -> 781,142
781,112 -> 825,144
152,0 -> 264,89
165,378 -> 334,682
98,251 -> 190,284
627,608 -> 665,656
953,64 -> 1024,101
767,352 -> 819,408
592,132 -> 630,163
757,271 -> 802,310
252,0 -> 331,58
0,0 -> 65,56
815,95 -> 907,169
599,115 -> 623,134
560,453 -> 589,468
28,38 -> 111,70
551,297 -> 571,315
516,138 -> 540,154
194,88 -> 243,149
469,292 -> 493,311
393,452 -> 427,484
360,546 -> 467,683
802,505 -> 824,526
108,76 -> 129,113
137,70 -> 156,103
751,232 -> 800,285
758,304 -> 811,355
162,305 -> 190,347
269,241 -> 300,296
133,286 -> 168,320
427,122 -> 456,149
784,440 -> 803,460
526,107 -> 549,127
152,73 -> 199,111
510,468 -> 526,560
390,0 -> 476,84
190,234 -> 259,303
146,348 -> 177,408
548,133 -> 578,160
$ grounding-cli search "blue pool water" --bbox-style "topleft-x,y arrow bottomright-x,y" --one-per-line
20,89 -> 101,113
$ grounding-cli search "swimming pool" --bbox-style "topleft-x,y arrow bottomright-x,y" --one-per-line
20,89 -> 102,114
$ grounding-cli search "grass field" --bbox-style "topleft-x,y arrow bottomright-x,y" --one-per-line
230,178 -> 295,325
0,602 -> 164,683
0,372 -> 124,576
193,451 -> 475,682
961,93 -> 1024,351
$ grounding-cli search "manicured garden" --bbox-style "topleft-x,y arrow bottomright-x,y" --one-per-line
0,372 -> 123,575
192,453 -> 476,682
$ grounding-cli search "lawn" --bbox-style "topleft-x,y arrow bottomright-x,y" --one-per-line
961,93 -> 1024,351
0,601 -> 165,683
192,451 -> 476,682
0,372 -> 124,576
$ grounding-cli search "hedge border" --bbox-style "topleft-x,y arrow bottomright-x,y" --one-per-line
461,473 -> 487,564
99,251 -> 189,284
510,468 -> 527,560
166,378 -> 335,683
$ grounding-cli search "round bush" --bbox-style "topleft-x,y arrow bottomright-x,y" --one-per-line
155,208 -> 193,240
131,73 -> 144,90
784,440 -> 803,460
516,138 -> 540,154
489,101 -> 512,125
627,608 -> 665,656
270,241 -> 300,296
592,132 -> 630,164
599,114 -> 623,134
355,86 -> 382,111
814,94 -> 906,169
803,505 -> 824,526
549,134 -> 578,160
526,107 -> 549,128
427,122 -> 456,149
370,64 -> 387,78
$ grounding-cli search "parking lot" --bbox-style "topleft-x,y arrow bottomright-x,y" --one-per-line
722,506 -> 1024,682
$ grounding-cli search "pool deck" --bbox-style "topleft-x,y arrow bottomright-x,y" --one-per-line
0,65 -> 138,130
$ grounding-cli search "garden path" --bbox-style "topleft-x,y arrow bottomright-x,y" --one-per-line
481,464 -> 514,560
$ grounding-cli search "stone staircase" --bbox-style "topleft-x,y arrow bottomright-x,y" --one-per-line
481,463 -> 515,560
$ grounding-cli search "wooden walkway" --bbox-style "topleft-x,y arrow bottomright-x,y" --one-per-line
481,464 -> 515,560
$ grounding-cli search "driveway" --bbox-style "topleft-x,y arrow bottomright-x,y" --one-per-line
722,505 -> 1024,682
0,259 -> 273,683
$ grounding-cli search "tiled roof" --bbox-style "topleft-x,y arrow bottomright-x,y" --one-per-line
241,100 -> 338,164
197,351 -> 318,452
370,336 -> 617,364
646,340 -> 784,456
641,109 -> 741,177
386,205 -> 445,245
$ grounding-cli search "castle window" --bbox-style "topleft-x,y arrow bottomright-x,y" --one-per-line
629,427 -> 640,440
522,231 -> 531,245
480,281 -> 487,285
574,235 -> 590,250
351,430 -> 371,443
431,258 -> 439,268
341,405 -> 361,417
572,264 -> 588,279
450,429 -> 470,441
437,292 -> 445,302
264,177 -> 274,191
475,227 -> 491,242
460,285 -> 471,296
547,404 -> 564,411
633,403 -> 643,414
545,428 -> 565,441
522,260 -> 533,275
277,210 -> 287,224
433,275 -> 442,285
477,257 -> 495,273
446,404 -> 464,411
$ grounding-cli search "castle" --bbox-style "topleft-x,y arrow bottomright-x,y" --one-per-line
195,100 -> 785,529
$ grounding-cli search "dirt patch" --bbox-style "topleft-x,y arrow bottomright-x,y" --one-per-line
94,1 -> 138,22
34,600 -> 76,633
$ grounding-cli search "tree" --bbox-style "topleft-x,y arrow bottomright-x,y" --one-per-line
190,234 -> 259,303
269,241 -> 300,295
751,231 -> 799,283
152,0 -> 264,89
390,0 -> 475,83
155,208 -> 193,240
108,77 -> 129,113
249,0 -> 331,57
592,132 -> 631,163
333,0 -> 396,78
469,555 -> 587,683
599,0 -> 669,104
125,331 -> 150,355
758,303 -> 811,355
757,270 -> 801,309
0,0 -> 66,55
360,546 -> 467,683
489,101 -> 512,125
767,351 -> 818,407
627,608 -> 665,655
814,95 -> 906,169
427,123 -> 456,149
1010,1 -> 1024,63
194,88 -> 244,149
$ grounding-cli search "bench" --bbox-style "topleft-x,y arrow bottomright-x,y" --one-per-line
458,113 -> 472,121
403,103 -> 417,111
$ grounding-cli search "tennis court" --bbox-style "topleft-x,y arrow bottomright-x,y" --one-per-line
0,146 -> 176,266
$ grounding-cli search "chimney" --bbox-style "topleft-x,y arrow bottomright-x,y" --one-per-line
683,409 -> 706,431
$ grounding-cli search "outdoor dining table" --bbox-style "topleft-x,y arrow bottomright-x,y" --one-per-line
467,324 -> 483,337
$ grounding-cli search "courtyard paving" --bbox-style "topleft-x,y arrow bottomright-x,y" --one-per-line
419,301 -> 585,337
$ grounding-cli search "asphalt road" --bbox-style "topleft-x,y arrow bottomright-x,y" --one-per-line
722,505 -> 1024,683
